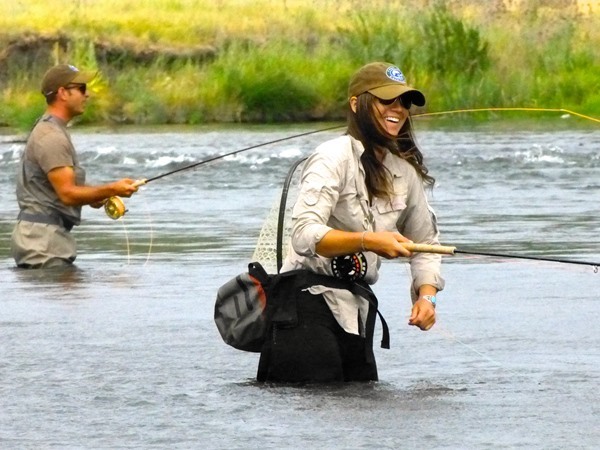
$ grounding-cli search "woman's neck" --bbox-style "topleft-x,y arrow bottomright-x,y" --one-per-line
374,146 -> 387,163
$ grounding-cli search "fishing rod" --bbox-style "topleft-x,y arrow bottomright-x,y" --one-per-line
103,124 -> 344,219
103,106 -> 599,220
150,124 -> 345,184
402,243 -> 599,270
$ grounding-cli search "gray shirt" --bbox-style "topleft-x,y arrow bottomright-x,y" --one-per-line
282,135 -> 444,334
16,114 -> 86,227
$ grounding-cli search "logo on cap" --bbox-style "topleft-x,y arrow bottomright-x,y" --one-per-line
386,66 -> 406,83
68,64 -> 80,72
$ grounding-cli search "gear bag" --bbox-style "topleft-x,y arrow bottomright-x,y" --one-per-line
214,261 -> 307,353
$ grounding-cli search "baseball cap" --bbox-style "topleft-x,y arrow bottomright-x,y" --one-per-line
348,62 -> 425,106
41,64 -> 96,96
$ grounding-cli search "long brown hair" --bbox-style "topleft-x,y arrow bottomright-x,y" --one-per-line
346,92 -> 434,201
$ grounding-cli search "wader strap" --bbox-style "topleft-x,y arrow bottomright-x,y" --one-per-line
17,211 -> 74,231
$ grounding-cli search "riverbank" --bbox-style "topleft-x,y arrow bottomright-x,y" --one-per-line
1,0 -> 599,130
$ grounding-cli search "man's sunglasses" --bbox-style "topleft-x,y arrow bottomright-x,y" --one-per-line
377,95 -> 411,109
64,84 -> 87,95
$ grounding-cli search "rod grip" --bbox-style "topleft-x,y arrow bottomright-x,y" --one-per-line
133,179 -> 147,188
402,243 -> 457,255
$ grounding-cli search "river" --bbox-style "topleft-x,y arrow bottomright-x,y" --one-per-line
0,121 -> 598,449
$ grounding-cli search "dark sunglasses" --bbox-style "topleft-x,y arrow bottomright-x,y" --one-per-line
64,84 -> 87,94
377,95 -> 411,109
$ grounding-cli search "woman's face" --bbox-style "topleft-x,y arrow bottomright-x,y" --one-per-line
350,95 -> 409,137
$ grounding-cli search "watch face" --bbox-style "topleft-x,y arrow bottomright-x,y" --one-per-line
423,295 -> 436,306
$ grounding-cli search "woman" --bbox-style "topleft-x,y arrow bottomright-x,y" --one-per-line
257,62 -> 445,383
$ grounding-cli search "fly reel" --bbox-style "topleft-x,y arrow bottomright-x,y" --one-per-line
103,179 -> 147,220
104,196 -> 128,220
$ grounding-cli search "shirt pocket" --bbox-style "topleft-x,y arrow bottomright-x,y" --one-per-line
373,192 -> 407,230
302,181 -> 324,206
375,193 -> 407,214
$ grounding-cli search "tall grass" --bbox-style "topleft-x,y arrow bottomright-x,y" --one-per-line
1,0 -> 599,129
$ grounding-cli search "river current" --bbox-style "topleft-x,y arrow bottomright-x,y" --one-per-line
0,121 -> 598,449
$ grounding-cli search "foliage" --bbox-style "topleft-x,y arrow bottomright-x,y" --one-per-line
419,5 -> 490,79
1,0 -> 599,129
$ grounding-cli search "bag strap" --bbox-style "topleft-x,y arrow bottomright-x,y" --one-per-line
248,261 -> 270,284
276,156 -> 308,273
298,271 -> 390,350
349,282 -> 390,350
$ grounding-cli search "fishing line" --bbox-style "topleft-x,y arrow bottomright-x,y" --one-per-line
138,191 -> 155,266
113,191 -> 155,265
432,324 -> 521,375
119,215 -> 132,265
414,107 -> 600,124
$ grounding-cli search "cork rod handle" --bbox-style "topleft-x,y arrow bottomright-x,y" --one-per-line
401,243 -> 457,255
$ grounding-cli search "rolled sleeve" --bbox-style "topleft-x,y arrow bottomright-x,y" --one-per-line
395,164 -> 445,301
289,142 -> 346,257
292,223 -> 332,256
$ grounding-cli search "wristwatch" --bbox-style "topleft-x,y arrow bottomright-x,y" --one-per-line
422,295 -> 437,309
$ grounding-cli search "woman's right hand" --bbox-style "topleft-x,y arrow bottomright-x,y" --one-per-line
362,231 -> 413,259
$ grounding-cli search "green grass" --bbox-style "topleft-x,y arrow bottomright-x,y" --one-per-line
1,0 -> 599,130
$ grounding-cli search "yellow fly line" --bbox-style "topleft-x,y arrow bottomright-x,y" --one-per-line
414,107 -> 600,124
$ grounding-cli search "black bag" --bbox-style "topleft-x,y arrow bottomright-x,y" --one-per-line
214,262 -> 391,353
214,158 -> 306,352
214,261 -> 273,352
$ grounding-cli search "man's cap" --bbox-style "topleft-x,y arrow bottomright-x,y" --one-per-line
41,64 -> 96,96
348,62 -> 425,106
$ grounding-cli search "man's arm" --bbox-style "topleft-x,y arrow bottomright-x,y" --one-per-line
47,166 -> 139,206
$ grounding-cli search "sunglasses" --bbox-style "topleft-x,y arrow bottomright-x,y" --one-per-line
64,84 -> 87,95
377,95 -> 411,109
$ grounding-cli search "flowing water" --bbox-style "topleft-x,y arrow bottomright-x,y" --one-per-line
0,121 -> 598,449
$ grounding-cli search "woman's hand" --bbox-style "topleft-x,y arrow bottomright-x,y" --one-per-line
408,296 -> 436,331
362,231 -> 413,259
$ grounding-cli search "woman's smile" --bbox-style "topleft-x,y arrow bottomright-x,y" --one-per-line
375,98 -> 408,135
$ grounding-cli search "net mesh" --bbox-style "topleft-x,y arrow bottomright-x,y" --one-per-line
251,158 -> 305,273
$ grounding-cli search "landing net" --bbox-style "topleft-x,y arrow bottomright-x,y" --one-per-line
251,157 -> 307,273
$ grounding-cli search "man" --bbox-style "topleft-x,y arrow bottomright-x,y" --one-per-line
11,64 -> 140,269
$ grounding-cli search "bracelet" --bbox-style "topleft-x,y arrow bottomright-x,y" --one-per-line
361,231 -> 367,252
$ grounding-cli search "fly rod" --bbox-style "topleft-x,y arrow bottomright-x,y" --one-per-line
144,124 -> 344,184
103,124 -> 344,219
401,243 -> 599,269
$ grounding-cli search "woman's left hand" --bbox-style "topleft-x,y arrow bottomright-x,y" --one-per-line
408,298 -> 436,331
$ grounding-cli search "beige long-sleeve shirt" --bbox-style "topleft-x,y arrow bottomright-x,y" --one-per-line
282,135 -> 444,335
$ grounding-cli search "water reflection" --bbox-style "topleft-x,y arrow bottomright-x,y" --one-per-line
10,265 -> 89,287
